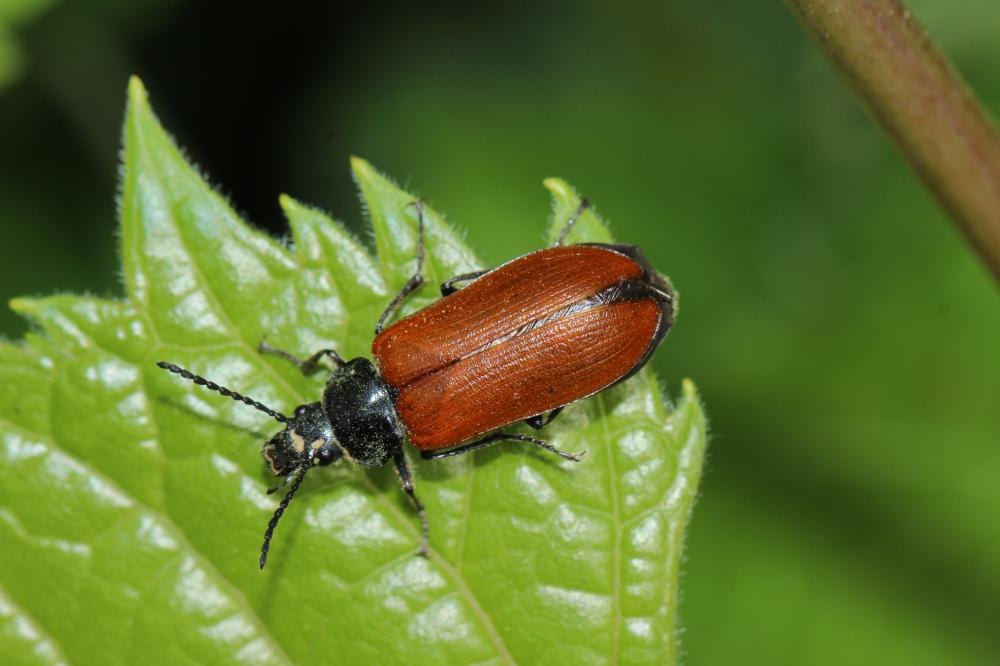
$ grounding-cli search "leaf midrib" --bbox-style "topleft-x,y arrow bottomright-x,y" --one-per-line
597,392 -> 623,665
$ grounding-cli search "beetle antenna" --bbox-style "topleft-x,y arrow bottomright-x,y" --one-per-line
156,361 -> 290,423
260,467 -> 307,569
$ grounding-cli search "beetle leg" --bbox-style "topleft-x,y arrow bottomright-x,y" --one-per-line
439,270 -> 488,296
421,432 -> 584,462
552,198 -> 591,247
258,340 -> 345,375
524,406 -> 564,429
375,201 -> 427,334
394,449 -> 429,557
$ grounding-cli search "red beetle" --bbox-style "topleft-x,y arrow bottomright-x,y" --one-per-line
158,199 -> 675,567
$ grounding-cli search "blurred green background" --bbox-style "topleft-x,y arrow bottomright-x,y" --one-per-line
2,0 -> 999,663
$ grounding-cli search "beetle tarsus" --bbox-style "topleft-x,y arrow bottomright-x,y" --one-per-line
553,197 -> 590,247
526,436 -> 584,462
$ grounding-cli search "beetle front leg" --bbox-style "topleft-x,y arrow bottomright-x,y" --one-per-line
258,341 -> 345,375
394,449 -> 429,557
552,198 -> 591,246
375,201 -> 427,334
421,432 -> 584,462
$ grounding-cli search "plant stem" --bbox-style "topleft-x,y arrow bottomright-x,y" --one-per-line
787,0 -> 1000,284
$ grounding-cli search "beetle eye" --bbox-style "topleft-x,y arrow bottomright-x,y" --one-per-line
314,445 -> 340,466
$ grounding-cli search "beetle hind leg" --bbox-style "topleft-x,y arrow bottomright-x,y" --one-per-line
421,432 -> 585,462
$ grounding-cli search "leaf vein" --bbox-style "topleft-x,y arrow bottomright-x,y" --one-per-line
0,581 -> 71,666
597,392 -> 623,666
0,413 -> 294,666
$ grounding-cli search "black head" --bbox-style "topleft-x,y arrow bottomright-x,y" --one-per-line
156,361 -> 339,569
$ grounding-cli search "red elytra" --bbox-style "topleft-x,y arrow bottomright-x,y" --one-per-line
372,244 -> 674,449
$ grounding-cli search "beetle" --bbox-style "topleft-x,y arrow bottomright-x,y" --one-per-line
157,198 -> 675,568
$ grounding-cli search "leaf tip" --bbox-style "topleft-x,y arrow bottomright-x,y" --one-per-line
124,75 -> 156,139
543,177 -> 575,201
350,155 -> 376,181
8,297 -> 38,316
680,377 -> 700,402
350,157 -> 400,202
278,193 -> 300,213
127,75 -> 148,106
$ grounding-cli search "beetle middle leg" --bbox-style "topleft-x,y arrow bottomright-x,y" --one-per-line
440,197 -> 589,297
421,432 -> 584,462
439,270 -> 488,296
258,341 -> 345,375
524,406 -> 564,429
393,449 -> 429,556
375,201 -> 427,334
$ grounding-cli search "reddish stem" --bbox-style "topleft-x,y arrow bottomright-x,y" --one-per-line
788,0 -> 1000,284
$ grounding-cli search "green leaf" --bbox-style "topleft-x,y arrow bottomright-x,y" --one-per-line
0,76 -> 707,665
0,0 -> 59,89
